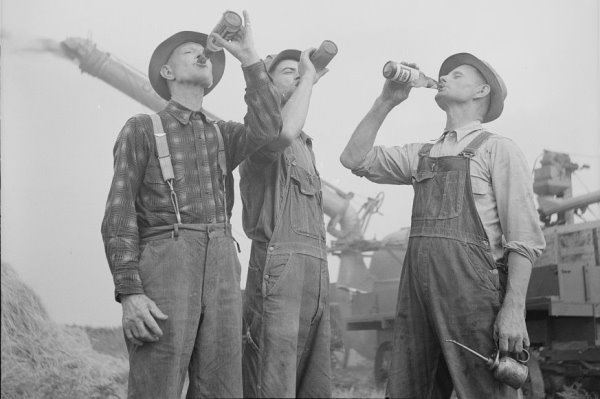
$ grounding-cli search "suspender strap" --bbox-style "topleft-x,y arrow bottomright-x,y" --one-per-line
418,143 -> 435,157
213,122 -> 229,225
150,114 -> 176,181
149,114 -> 182,226
460,131 -> 493,158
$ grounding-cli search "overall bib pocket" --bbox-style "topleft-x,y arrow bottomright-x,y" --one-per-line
411,169 -> 466,220
289,165 -> 325,240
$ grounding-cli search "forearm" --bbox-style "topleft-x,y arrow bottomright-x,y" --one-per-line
227,61 -> 282,166
267,77 -> 314,151
502,251 -> 532,311
340,96 -> 396,169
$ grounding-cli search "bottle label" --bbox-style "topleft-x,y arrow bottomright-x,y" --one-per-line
391,64 -> 418,83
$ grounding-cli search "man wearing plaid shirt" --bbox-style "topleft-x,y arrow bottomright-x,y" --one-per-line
101,11 -> 281,398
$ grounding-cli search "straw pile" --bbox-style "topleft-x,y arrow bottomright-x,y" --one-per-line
1,263 -> 128,399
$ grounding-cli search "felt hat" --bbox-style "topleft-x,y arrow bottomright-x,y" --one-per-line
439,53 -> 507,123
148,31 -> 226,100
267,49 -> 301,73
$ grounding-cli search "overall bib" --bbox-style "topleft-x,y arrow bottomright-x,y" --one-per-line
242,151 -> 332,398
386,132 -> 516,399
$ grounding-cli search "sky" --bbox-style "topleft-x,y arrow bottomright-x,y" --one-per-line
1,0 -> 599,327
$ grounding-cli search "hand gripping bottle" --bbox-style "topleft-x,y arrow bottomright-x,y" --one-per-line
383,61 -> 438,89
310,40 -> 338,71
204,11 -> 243,56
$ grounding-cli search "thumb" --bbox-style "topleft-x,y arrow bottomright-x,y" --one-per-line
209,33 -> 227,48
148,302 -> 168,320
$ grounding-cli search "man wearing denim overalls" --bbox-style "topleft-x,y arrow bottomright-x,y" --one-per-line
340,53 -> 545,398
101,12 -> 282,398
239,48 -> 331,398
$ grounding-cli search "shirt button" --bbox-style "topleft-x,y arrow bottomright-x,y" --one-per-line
268,246 -> 274,252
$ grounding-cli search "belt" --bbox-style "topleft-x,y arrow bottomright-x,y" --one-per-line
140,222 -> 232,242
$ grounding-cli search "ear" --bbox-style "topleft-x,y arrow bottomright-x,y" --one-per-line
160,64 -> 174,81
474,83 -> 491,99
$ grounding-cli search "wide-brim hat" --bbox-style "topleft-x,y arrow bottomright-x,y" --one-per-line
148,31 -> 226,100
267,49 -> 301,73
439,53 -> 507,123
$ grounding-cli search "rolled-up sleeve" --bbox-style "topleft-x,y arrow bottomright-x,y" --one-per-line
351,144 -> 423,185
220,60 -> 282,169
490,138 -> 546,264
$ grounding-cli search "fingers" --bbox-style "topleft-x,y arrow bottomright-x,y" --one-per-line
302,47 -> 316,60
149,302 -> 168,320
210,32 -> 227,48
513,336 -> 524,354
134,319 -> 159,342
498,333 -> 509,353
124,327 -> 144,346
242,10 -> 251,27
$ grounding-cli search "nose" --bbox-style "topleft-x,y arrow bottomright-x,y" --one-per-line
439,75 -> 447,84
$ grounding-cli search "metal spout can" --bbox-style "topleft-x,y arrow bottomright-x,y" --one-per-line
491,352 -> 529,390
310,40 -> 338,71
446,339 -> 530,389
205,11 -> 243,54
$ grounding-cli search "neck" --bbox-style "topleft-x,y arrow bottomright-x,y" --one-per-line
169,84 -> 205,111
444,103 -> 482,131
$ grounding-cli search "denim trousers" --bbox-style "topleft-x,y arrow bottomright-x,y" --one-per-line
243,241 -> 331,398
125,224 -> 242,399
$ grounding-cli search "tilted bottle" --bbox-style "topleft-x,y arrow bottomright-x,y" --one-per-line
204,11 -> 243,56
382,61 -> 438,89
310,40 -> 338,71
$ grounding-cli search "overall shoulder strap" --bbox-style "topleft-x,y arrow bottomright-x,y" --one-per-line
461,131 -> 493,158
418,143 -> 435,157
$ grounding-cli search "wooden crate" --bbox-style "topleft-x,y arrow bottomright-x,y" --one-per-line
530,221 -> 600,304
535,221 -> 599,268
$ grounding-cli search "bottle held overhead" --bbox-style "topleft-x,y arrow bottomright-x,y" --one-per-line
310,40 -> 338,71
383,61 -> 438,89
204,11 -> 243,56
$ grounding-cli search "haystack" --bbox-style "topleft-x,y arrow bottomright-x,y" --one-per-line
1,263 -> 128,399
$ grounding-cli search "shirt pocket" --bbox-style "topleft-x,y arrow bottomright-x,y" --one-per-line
288,165 -> 326,240
411,169 -> 466,220
142,159 -> 180,211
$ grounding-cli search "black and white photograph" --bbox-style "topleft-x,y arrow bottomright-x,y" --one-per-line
1,1 -> 599,398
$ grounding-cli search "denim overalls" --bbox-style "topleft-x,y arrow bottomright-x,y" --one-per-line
386,132 -> 517,399
242,147 -> 332,398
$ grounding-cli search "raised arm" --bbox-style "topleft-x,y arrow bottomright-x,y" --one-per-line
265,49 -> 328,152
340,76 -> 413,170
212,10 -> 283,168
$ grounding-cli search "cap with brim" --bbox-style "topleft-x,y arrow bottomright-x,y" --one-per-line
439,53 -> 507,123
267,49 -> 301,73
148,31 -> 225,100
